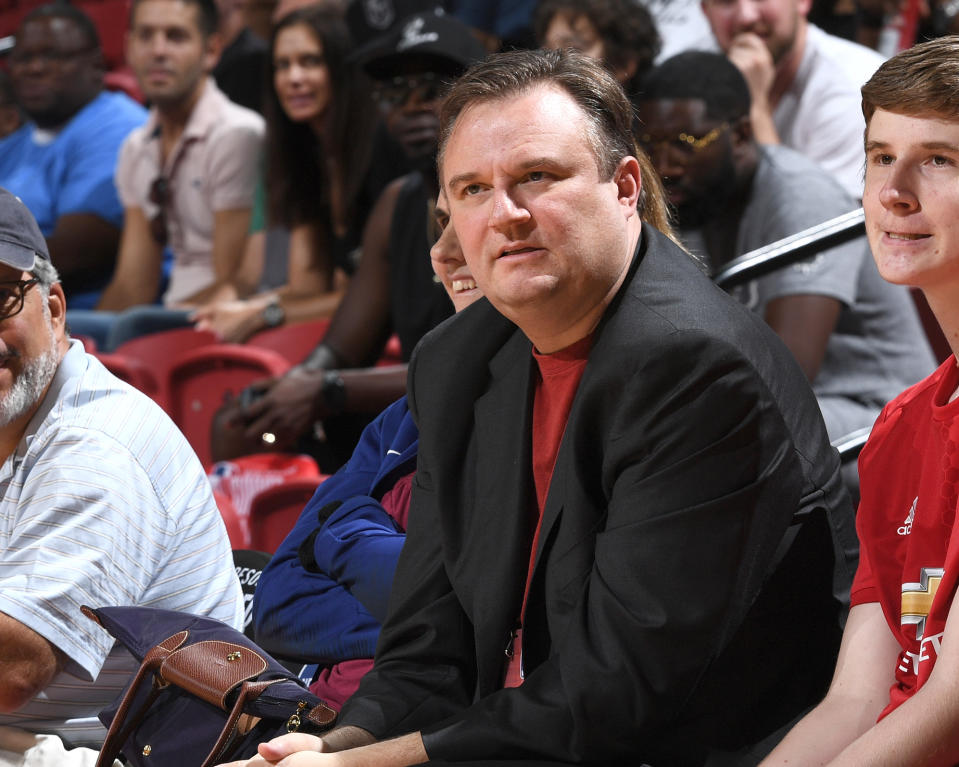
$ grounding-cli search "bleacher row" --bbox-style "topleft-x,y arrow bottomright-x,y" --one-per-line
78,321 -> 403,551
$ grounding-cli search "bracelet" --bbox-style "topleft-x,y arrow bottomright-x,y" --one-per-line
302,343 -> 343,373
321,371 -> 347,416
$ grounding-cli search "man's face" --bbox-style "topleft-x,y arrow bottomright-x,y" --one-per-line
127,0 -> 217,108
863,108 -> 959,300
9,17 -> 101,128
0,265 -> 64,429
442,84 -> 639,330
637,97 -> 737,226
373,60 -> 447,173
701,0 -> 809,64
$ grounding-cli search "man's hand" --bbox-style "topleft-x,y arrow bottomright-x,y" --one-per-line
726,32 -> 781,144
216,730 -> 425,767
239,367 -> 327,449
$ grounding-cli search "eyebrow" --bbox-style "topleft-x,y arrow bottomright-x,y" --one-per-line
446,156 -> 564,192
866,139 -> 959,153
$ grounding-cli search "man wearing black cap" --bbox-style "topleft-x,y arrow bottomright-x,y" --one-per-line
228,11 -> 485,468
0,188 -> 242,753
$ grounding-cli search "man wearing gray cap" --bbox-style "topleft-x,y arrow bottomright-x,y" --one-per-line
0,188 -> 242,756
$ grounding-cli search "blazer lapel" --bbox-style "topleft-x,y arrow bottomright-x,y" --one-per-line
450,329 -> 536,695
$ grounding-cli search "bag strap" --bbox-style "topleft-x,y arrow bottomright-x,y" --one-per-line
201,679 -> 277,767
96,631 -> 189,767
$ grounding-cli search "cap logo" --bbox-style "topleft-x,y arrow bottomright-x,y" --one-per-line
398,17 -> 438,51
362,0 -> 394,31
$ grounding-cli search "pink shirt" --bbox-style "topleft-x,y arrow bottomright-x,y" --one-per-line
115,78 -> 264,306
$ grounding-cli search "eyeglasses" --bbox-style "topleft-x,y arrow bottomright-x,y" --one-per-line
638,123 -> 730,159
0,279 -> 39,321
149,176 -> 169,246
372,72 -> 443,108
8,45 -> 97,69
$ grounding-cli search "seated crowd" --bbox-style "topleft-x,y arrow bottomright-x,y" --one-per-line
0,0 -> 957,764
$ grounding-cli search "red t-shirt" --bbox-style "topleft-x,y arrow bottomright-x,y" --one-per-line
852,356 -> 959,719
503,334 -> 593,688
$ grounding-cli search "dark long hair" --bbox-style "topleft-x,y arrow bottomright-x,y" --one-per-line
265,7 -> 375,237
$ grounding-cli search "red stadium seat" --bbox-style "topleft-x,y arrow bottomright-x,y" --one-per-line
247,476 -> 325,554
166,344 -> 290,468
247,318 -> 332,365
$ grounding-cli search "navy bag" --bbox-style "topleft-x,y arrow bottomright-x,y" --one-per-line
83,605 -> 336,767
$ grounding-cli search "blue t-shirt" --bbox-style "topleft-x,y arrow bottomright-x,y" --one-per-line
0,90 -> 146,234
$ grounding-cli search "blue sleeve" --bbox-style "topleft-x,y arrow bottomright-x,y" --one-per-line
57,95 -> 146,227
312,497 -> 405,623
251,399 -> 413,662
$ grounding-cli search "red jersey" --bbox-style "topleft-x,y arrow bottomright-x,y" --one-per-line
851,356 -> 959,719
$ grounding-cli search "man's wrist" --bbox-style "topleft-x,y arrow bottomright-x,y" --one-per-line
320,370 -> 347,416
302,343 -> 343,373
320,725 -> 376,752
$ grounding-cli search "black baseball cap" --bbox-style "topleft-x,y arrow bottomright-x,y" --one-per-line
355,10 -> 486,81
0,187 -> 49,271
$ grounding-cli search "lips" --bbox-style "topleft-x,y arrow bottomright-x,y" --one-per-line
500,246 -> 539,259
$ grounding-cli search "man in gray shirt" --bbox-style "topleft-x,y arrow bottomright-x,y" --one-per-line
637,51 -> 936,447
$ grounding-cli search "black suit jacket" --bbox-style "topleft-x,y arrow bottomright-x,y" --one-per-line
339,227 -> 856,766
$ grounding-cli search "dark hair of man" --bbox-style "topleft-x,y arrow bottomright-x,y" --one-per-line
438,47 -> 673,236
861,35 -> 959,126
532,0 -> 661,94
640,51 -> 751,124
129,0 -> 219,38
265,6 -> 376,235
20,3 -> 101,50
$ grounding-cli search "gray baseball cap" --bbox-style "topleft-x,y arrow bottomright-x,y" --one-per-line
0,187 -> 49,271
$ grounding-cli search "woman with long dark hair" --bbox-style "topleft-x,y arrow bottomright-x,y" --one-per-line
194,6 -> 378,341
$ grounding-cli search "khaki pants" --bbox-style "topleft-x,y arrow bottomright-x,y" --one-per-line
0,727 -> 120,767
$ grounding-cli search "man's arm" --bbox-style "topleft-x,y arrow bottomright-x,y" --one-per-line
45,213 -> 120,293
765,293 -> 842,381
760,602 -> 901,765
0,615 -> 63,712
826,588 -> 959,766
174,207 -> 252,308
96,207 -> 164,310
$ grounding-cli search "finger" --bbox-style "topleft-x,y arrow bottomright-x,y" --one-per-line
259,734 -> 325,760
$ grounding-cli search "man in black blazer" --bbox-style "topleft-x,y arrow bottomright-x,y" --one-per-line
221,49 -> 856,767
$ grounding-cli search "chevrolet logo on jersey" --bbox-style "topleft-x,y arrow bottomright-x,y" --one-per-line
902,567 -> 945,639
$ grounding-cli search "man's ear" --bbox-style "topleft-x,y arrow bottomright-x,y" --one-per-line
47,283 -> 67,335
614,156 -> 642,214
203,31 -> 223,72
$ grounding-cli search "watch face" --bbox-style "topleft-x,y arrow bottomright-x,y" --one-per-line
263,302 -> 284,327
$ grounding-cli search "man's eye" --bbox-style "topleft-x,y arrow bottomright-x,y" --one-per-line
463,184 -> 482,196
526,171 -> 545,182
931,155 -> 951,167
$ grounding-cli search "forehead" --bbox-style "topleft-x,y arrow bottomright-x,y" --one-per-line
17,16 -> 87,49
639,97 -> 711,131
275,23 -> 321,53
445,84 -> 592,170
132,0 -> 203,30
866,108 -> 959,145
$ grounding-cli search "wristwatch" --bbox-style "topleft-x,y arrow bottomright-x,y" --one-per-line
321,371 -> 347,415
261,298 -> 285,328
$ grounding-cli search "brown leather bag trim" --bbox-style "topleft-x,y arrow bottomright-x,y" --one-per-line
160,641 -> 267,708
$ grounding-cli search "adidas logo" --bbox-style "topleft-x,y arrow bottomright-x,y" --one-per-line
898,496 -> 918,536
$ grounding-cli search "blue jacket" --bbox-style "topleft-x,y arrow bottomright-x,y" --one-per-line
251,398 -> 418,663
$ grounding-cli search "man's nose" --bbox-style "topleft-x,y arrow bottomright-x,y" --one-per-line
733,0 -> 763,29
878,165 -> 920,212
488,189 -> 531,232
